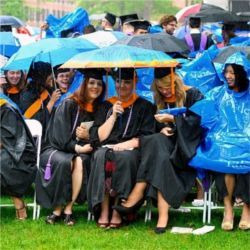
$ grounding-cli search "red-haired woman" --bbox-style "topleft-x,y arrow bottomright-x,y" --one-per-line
35,69 -> 106,226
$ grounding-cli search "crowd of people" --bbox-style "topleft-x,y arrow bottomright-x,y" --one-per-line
0,9 -> 249,234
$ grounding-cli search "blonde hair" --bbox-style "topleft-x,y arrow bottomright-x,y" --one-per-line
151,74 -> 186,110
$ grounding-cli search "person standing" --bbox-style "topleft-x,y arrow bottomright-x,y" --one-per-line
159,15 -> 177,35
101,12 -> 116,31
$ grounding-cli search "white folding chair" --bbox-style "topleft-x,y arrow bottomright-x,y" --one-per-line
25,119 -> 42,220
144,177 -> 214,224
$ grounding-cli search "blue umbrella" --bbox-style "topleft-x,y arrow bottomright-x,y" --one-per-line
3,37 -> 98,71
0,32 -> 20,57
61,44 -> 178,68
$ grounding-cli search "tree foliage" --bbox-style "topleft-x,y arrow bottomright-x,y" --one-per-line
76,0 -> 180,21
0,0 -> 27,20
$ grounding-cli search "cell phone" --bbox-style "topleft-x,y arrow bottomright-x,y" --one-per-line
158,107 -> 187,115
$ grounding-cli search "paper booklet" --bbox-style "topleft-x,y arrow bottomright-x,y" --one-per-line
81,121 -> 94,130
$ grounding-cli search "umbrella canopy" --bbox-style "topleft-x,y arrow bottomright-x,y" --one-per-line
193,4 -> 239,22
3,37 -> 98,71
61,44 -> 178,69
0,32 -> 20,57
114,33 -> 189,54
213,46 -> 250,64
175,3 -> 202,23
80,30 -> 126,48
0,15 -> 24,28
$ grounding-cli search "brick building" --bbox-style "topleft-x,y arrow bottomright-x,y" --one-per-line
24,0 -> 77,26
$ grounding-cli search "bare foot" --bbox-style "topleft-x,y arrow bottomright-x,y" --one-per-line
110,209 -> 122,224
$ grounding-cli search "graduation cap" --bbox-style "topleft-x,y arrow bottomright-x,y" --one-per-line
154,67 -> 176,96
120,13 -> 139,26
222,22 -> 236,31
189,15 -> 201,27
78,68 -> 106,80
112,68 -> 135,80
130,20 -> 151,31
154,67 -> 174,79
104,12 -> 116,26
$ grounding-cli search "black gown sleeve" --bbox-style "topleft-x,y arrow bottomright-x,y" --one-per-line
89,101 -> 112,149
170,88 -> 204,169
46,99 -> 79,153
136,98 -> 157,137
0,105 -> 26,163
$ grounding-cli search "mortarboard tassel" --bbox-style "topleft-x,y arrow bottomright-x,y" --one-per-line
44,150 -> 58,181
44,163 -> 52,181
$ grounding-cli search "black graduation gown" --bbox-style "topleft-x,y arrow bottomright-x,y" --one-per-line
88,97 -> 156,212
139,88 -> 203,208
35,99 -> 94,209
19,87 -> 51,139
0,104 -> 37,197
5,91 -> 21,107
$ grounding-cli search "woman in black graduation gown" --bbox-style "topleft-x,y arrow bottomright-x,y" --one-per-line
4,70 -> 26,106
20,62 -> 61,138
88,68 -> 156,228
114,68 -> 203,233
0,93 -> 37,220
35,69 -> 105,225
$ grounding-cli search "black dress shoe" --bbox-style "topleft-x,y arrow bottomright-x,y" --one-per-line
154,227 -> 167,234
113,199 -> 145,215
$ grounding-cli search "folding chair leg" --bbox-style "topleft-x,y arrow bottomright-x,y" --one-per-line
208,187 -> 212,224
203,191 -> 208,224
87,211 -> 94,221
145,200 -> 152,223
32,192 -> 37,220
36,205 -> 41,219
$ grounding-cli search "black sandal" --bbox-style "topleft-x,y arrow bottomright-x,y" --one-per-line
63,213 -> 75,226
45,213 -> 61,225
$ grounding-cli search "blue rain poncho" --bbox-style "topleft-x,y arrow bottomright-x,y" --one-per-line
189,52 -> 250,174
46,8 -> 89,38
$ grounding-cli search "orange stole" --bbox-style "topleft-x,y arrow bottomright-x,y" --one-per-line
24,90 -> 49,119
83,103 -> 94,113
7,87 -> 20,94
107,93 -> 139,109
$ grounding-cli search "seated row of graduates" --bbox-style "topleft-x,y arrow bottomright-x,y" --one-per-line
1,61 -> 249,232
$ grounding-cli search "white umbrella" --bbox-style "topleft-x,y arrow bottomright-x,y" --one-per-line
80,30 -> 125,48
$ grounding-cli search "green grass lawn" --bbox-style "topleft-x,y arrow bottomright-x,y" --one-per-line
0,196 -> 249,250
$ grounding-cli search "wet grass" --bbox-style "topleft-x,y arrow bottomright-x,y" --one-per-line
0,196 -> 249,250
